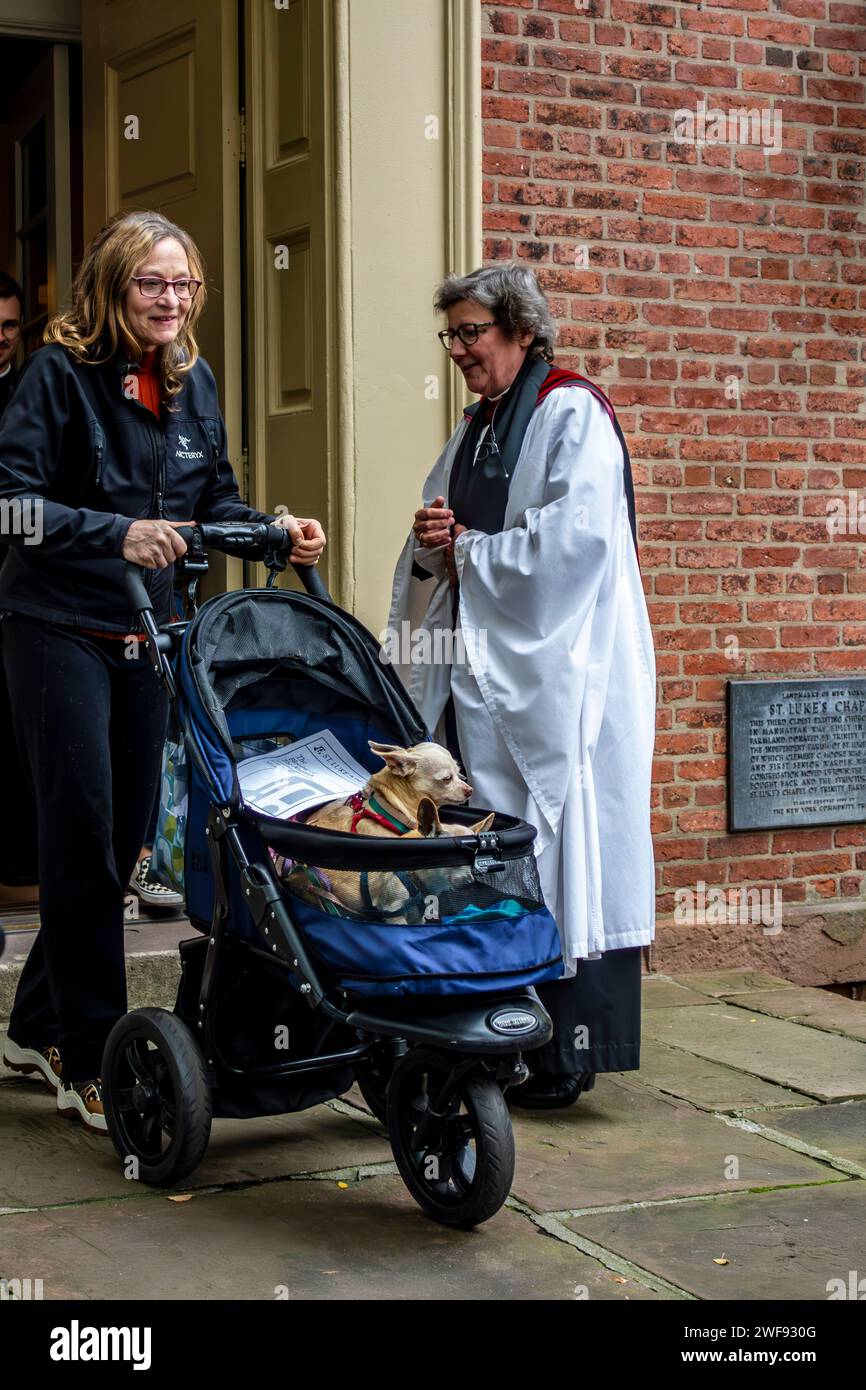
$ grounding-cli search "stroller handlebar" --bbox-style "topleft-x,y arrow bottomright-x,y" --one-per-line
123,520 -> 331,615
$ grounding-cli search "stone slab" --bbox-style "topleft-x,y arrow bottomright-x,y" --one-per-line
673,969 -> 798,998
641,977 -> 718,1010
0,1176 -> 661,1301
0,1079 -> 390,1210
566,1181 -> 866,1302
636,1038 -> 818,1114
508,1073 -> 836,1214
762,1101 -> 866,1169
727,988 -> 866,1044
642,1005 -> 866,1102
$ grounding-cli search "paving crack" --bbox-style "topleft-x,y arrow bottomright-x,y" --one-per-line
505,1194 -> 696,1300
722,1113 -> 866,1179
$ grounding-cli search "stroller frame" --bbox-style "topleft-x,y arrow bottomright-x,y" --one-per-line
102,523 -> 555,1229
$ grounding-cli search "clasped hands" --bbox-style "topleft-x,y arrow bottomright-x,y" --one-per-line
413,495 -> 466,588
121,513 -> 326,569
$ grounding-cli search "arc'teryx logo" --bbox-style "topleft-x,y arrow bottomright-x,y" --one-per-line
176,432 -> 204,460
50,1320 -> 152,1370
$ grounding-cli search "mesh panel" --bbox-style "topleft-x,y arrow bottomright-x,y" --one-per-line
273,846 -> 544,926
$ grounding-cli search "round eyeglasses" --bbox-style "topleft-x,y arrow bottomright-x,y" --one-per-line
438,321 -> 497,350
130,277 -> 202,300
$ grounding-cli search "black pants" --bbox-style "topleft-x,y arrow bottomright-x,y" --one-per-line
0,626 -> 38,885
3,614 -> 168,1082
444,691 -> 642,1076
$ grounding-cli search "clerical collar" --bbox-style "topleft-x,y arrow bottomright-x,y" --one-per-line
0,363 -> 11,379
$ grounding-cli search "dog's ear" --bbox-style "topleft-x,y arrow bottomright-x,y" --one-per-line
368,741 -> 417,778
469,812 -> 495,834
415,797 -> 442,837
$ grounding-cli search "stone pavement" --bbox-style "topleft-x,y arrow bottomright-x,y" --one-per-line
1,953 -> 865,1301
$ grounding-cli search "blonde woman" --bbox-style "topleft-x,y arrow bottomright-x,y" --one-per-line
0,210 -> 325,1130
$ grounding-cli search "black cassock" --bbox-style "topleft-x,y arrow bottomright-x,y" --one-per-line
440,355 -> 643,1078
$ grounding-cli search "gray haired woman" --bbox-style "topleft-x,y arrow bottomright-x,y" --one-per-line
388,264 -> 657,1107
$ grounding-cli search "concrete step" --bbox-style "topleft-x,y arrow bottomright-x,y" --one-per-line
0,917 -> 186,1021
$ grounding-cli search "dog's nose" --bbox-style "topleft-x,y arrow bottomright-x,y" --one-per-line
460,781 -> 472,798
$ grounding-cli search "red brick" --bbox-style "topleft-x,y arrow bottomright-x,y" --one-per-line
482,0 -> 864,920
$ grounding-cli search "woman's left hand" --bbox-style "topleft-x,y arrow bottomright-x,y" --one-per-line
272,513 -> 326,566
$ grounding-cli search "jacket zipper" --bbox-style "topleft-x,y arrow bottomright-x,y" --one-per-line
93,424 -> 104,488
145,416 -> 165,520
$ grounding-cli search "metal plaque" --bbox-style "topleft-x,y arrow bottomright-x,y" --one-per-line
728,678 -> 866,831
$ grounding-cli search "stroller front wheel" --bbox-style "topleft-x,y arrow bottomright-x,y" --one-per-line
387,1047 -> 515,1228
102,1008 -> 212,1187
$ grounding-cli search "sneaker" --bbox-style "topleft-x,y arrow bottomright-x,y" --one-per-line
3,1036 -> 63,1090
129,855 -> 183,909
57,1077 -> 108,1133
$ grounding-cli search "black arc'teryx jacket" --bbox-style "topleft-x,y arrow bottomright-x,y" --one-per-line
0,343 -> 272,631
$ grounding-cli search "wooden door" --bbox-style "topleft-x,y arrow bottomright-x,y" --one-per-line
244,0 -> 335,594
10,45 -> 71,355
81,0 -> 241,426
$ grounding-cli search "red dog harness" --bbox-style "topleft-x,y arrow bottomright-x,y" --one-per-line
346,791 -> 412,835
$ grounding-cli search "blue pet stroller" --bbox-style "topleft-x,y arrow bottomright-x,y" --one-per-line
102,522 -> 563,1227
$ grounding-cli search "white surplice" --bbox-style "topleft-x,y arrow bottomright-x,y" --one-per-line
386,385 -> 657,970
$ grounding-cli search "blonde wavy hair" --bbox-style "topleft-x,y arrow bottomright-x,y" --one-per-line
45,209 -> 208,404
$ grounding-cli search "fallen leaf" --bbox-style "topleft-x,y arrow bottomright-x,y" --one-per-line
713,1256 -> 729,1266
336,1181 -> 349,1189
167,1194 -> 193,1203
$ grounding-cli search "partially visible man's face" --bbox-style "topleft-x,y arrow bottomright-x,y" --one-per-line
445,297 -> 534,399
0,295 -> 22,371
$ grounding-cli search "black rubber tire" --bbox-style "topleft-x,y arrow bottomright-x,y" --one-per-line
102,1007 -> 212,1187
387,1047 -> 514,1228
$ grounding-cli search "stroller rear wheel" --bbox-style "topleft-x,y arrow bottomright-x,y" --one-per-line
387,1047 -> 514,1228
102,1008 -> 212,1186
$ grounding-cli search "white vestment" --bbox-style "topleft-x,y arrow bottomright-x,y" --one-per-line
387,386 -> 656,970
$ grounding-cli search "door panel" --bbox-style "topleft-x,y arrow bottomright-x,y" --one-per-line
82,0 -> 243,592
10,45 -> 71,355
245,0 -> 334,593
82,0 -> 240,425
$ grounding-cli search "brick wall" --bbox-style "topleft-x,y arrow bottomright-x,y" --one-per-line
480,0 -> 866,976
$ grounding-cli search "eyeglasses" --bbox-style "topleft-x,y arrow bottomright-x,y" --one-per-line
0,319 -> 20,334
437,321 -> 497,350
130,277 -> 202,300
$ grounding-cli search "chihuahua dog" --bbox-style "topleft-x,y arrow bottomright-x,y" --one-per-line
276,740 -> 498,923
304,741 -> 476,836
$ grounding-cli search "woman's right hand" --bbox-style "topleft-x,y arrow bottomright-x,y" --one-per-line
121,520 -> 189,569
413,495 -> 453,549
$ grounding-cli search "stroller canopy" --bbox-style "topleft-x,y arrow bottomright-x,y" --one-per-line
179,588 -> 427,806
